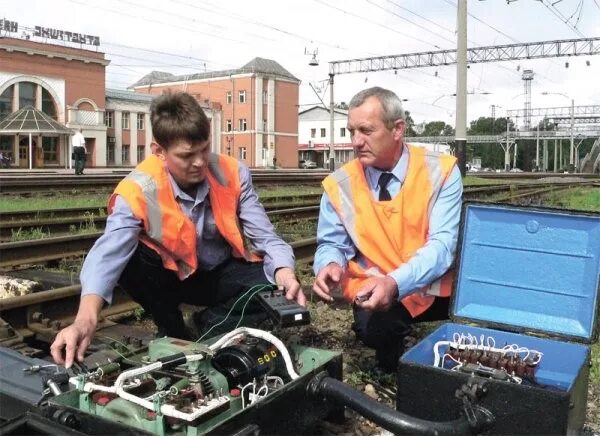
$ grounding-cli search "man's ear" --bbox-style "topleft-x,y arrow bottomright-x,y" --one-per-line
151,142 -> 166,160
393,119 -> 406,140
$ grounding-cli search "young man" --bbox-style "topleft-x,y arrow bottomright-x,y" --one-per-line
312,87 -> 463,373
52,92 -> 305,368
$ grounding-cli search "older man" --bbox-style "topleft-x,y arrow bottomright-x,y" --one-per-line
312,87 -> 462,373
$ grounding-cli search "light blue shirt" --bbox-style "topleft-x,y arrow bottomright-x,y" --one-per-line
313,145 -> 463,300
81,162 -> 295,304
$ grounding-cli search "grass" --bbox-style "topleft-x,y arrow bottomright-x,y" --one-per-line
0,188 -> 322,212
0,193 -> 109,212
542,187 -> 600,212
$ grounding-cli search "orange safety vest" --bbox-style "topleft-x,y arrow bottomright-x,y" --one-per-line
108,153 -> 260,281
322,145 -> 457,318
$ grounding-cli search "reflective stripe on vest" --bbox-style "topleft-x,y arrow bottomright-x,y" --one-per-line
322,144 -> 456,318
109,153 -> 259,281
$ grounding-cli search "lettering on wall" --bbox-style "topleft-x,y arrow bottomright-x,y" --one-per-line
0,19 -> 100,47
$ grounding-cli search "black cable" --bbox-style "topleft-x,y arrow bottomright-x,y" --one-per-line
307,372 -> 495,435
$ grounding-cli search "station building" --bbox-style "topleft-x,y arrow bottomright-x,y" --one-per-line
130,58 -> 300,169
0,21 -> 299,169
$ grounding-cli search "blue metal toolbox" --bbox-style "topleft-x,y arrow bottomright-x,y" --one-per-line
397,203 -> 600,434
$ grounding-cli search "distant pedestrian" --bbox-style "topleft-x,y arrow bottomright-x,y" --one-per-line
71,128 -> 87,175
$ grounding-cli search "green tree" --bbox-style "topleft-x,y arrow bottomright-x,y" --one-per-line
467,117 -> 513,170
421,121 -> 454,136
404,110 -> 417,137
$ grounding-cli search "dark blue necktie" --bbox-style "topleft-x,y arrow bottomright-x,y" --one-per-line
378,172 -> 393,201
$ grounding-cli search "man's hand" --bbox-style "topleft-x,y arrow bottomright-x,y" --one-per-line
312,262 -> 343,303
50,294 -> 103,368
354,276 -> 398,311
275,267 -> 306,306
50,319 -> 96,368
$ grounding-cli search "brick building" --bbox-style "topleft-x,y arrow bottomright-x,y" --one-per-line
130,58 -> 300,168
0,35 -> 108,168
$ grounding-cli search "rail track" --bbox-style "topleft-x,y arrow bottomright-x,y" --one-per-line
0,237 -> 318,356
2,181 -> 597,242
0,200 -> 322,240
1,170 -> 598,196
0,169 -> 331,195
2,180 -> 598,267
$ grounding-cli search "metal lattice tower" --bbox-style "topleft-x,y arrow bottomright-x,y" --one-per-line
522,69 -> 535,130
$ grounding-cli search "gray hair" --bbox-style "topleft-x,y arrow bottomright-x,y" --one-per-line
348,87 -> 405,129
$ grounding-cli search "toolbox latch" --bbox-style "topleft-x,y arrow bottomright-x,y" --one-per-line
455,379 -> 495,432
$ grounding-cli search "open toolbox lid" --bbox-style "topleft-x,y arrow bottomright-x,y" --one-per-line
451,202 -> 600,343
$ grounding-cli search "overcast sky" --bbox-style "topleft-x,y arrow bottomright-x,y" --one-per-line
3,0 -> 599,127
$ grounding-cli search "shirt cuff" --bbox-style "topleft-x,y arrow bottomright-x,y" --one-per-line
389,264 -> 416,300
313,250 -> 347,276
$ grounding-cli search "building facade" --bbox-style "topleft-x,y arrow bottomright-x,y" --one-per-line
104,89 -> 222,166
297,106 -> 353,168
0,35 -> 108,168
130,58 -> 300,168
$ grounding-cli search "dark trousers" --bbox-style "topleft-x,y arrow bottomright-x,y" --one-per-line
73,148 -> 86,175
352,297 -> 450,373
118,243 -> 271,339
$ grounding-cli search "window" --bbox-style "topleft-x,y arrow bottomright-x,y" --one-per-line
340,127 -> 346,137
239,118 -> 247,131
105,111 -> 114,128
262,90 -> 267,101
122,144 -> 130,165
310,128 -> 316,138
41,88 -> 57,120
320,128 -> 326,138
239,90 -> 246,103
42,137 -> 58,162
122,112 -> 130,130
0,135 -> 12,160
107,143 -> 115,164
226,91 -> 232,104
0,87 -> 13,121
263,119 -> 267,132
19,82 -> 36,109
137,145 -> 145,162
137,113 -> 144,130
239,147 -> 247,160
226,119 -> 232,132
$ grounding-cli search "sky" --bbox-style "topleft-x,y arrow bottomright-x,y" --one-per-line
3,0 -> 600,128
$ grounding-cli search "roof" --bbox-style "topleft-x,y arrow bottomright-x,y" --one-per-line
130,57 -> 299,88
0,106 -> 72,134
106,88 -> 155,103
299,105 -> 348,116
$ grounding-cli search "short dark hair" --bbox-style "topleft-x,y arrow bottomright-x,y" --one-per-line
349,87 -> 405,129
150,91 -> 210,149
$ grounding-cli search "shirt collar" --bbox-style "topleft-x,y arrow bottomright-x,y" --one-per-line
168,173 -> 209,204
365,143 -> 410,188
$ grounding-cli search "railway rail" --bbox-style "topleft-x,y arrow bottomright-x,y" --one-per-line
0,170 -> 331,195
0,237 -> 318,356
1,170 -> 598,196
1,181 -> 597,242
2,180 -> 598,267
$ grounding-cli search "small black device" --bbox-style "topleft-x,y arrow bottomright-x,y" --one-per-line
256,288 -> 310,328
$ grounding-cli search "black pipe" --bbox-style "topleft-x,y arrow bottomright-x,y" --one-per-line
307,372 -> 494,435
